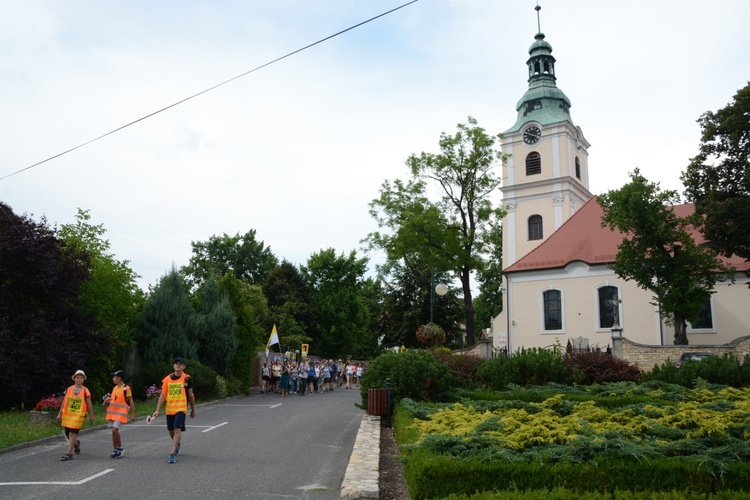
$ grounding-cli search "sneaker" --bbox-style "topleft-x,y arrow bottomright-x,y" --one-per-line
110,449 -> 123,459
175,443 -> 181,456
168,453 -> 176,464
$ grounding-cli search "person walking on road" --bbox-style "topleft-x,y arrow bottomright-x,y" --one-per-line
57,369 -> 95,461
152,357 -> 196,464
104,370 -> 135,459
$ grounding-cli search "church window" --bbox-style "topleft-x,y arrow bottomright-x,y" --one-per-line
543,289 -> 562,331
689,298 -> 714,330
575,157 -> 581,179
526,152 -> 541,175
528,215 -> 543,240
597,285 -> 620,329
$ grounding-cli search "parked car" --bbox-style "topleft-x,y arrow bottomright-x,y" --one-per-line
674,352 -> 713,368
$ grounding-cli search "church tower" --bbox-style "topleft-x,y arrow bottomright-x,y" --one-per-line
501,4 -> 593,267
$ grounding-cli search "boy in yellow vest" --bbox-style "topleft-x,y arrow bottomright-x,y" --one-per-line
104,370 -> 135,459
152,357 -> 196,464
57,369 -> 95,461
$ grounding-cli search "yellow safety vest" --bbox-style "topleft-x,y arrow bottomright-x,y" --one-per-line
61,385 -> 89,429
106,384 -> 131,423
163,372 -> 190,415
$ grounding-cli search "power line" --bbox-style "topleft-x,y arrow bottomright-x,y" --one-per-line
0,0 -> 419,182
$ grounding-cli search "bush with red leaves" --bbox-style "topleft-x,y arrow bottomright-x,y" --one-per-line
564,347 -> 640,384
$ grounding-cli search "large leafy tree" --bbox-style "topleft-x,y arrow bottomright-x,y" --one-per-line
135,268 -> 200,364
262,260 -> 313,352
58,209 -> 144,393
301,248 -> 371,358
598,169 -> 733,345
218,274 -> 268,391
181,230 -> 278,290
367,117 -> 506,346
473,219 -> 503,331
681,83 -> 750,262
0,203 -> 111,408
195,277 -> 237,375
377,259 -> 462,349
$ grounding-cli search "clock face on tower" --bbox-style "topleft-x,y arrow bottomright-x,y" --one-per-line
523,125 -> 541,144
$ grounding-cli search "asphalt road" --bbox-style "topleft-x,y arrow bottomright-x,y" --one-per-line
0,386 -> 365,499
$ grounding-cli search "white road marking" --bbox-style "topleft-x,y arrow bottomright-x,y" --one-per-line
201,422 -> 228,433
0,468 -> 114,486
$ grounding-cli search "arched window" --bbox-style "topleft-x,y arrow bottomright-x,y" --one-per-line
575,157 -> 581,179
526,152 -> 541,175
528,215 -> 543,240
597,285 -> 620,329
543,289 -> 562,331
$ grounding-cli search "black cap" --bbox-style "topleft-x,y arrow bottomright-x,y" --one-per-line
174,357 -> 186,365
111,370 -> 126,379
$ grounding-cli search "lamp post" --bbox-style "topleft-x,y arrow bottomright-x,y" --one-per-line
430,267 -> 449,323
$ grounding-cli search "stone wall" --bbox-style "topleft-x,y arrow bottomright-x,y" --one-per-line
617,335 -> 750,371
453,339 -> 494,358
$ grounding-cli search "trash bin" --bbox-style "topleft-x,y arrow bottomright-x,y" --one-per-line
367,388 -> 387,415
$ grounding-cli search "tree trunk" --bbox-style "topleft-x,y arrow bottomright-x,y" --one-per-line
673,312 -> 689,345
461,266 -> 475,346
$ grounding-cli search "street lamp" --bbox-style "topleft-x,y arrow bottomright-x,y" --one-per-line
430,267 -> 449,323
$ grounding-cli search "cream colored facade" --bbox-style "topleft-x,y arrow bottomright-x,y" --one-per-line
491,18 -> 750,353
494,263 -> 749,352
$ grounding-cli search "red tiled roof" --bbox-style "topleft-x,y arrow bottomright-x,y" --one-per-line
504,197 -> 749,273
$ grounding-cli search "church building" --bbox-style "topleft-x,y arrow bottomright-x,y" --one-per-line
491,7 -> 749,353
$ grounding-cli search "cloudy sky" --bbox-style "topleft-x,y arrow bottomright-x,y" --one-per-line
1,1 -> 748,290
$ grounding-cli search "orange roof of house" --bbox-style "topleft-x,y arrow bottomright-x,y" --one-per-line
504,197 -> 749,273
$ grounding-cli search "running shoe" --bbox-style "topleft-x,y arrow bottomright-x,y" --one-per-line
169,453 -> 176,464
175,443 -> 181,456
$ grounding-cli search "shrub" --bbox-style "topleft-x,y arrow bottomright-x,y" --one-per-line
360,350 -> 454,406
431,349 -> 484,387
475,348 -> 569,389
564,347 -> 641,384
642,353 -> 748,388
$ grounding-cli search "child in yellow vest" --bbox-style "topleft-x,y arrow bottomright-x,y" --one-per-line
103,370 -> 135,459
57,370 -> 94,461
152,357 -> 196,464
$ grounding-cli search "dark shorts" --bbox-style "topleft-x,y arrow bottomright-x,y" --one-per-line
63,427 -> 79,436
166,412 -> 186,431
262,375 -> 270,381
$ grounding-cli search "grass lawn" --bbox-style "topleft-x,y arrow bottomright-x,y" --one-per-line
0,398 -> 160,450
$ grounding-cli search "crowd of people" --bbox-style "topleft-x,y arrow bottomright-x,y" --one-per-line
260,359 -> 366,396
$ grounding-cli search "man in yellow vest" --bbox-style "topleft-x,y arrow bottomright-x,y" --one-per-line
152,357 -> 196,464
57,369 -> 95,461
104,370 -> 135,459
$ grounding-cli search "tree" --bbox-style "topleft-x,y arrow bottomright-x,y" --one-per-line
367,117 -> 506,346
181,230 -> 278,290
473,219 -> 503,331
598,169 -> 733,345
681,83 -> 750,262
302,248 -> 371,358
0,203 -> 111,408
218,274 -> 268,391
135,268 -> 200,364
58,209 -> 144,394
262,260 -> 314,350
195,277 -> 237,375
377,259 -> 462,349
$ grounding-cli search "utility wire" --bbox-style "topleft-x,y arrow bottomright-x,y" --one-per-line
0,0 -> 419,182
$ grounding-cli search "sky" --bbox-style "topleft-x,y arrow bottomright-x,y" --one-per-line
1,0 -> 749,291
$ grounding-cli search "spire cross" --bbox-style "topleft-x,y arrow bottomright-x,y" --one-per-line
535,1 -> 542,34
